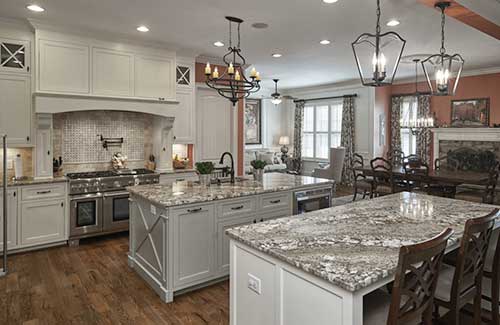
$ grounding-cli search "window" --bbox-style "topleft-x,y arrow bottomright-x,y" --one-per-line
302,101 -> 343,159
400,97 -> 418,156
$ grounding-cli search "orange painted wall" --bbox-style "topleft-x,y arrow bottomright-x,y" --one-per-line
195,62 -> 244,176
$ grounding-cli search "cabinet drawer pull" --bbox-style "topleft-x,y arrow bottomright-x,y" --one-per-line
260,218 -> 264,222
231,205 -> 244,211
176,178 -> 185,182
187,207 -> 202,213
253,219 -> 257,223
270,199 -> 281,204
36,190 -> 52,195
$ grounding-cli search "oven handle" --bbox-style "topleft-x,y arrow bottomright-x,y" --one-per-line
295,193 -> 331,202
70,193 -> 104,200
103,191 -> 130,198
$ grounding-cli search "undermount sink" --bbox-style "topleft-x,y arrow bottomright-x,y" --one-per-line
193,176 -> 249,185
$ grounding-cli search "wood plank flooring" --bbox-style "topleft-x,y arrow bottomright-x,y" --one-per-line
0,234 -> 229,325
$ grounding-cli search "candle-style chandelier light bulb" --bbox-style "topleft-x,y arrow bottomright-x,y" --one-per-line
352,0 -> 406,87
421,1 -> 464,96
205,16 -> 261,106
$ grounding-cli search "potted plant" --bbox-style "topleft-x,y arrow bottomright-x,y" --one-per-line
251,160 -> 267,181
195,161 -> 214,186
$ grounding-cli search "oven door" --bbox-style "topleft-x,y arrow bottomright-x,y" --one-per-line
293,189 -> 332,215
103,191 -> 130,232
70,194 -> 103,237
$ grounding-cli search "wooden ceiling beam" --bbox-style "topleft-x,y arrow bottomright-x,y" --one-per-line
417,0 -> 500,40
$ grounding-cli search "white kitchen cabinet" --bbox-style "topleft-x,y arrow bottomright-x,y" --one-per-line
216,215 -> 255,275
172,204 -> 215,288
0,73 -> 32,144
20,198 -> 66,246
0,189 -> 18,250
38,39 -> 90,94
135,54 -> 175,101
173,88 -> 195,144
92,47 -> 134,97
0,38 -> 30,74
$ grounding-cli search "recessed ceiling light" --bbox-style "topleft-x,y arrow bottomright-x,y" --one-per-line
137,25 -> 149,32
387,19 -> 400,27
323,0 -> 339,3
272,53 -> 282,58
213,41 -> 225,47
26,4 -> 45,12
320,39 -> 331,45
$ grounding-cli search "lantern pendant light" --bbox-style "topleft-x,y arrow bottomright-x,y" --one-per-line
352,0 -> 406,87
421,2 -> 464,96
204,16 -> 261,106
271,79 -> 282,105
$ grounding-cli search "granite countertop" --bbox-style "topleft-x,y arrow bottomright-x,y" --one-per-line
1,176 -> 68,187
226,192 -> 500,292
127,173 -> 333,208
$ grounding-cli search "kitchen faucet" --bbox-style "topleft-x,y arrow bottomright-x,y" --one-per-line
219,152 -> 235,184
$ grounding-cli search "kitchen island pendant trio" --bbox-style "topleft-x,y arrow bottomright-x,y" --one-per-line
205,16 -> 261,106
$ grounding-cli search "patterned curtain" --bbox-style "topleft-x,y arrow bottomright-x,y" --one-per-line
293,101 -> 305,160
416,95 -> 432,164
390,96 -> 404,164
340,96 -> 355,185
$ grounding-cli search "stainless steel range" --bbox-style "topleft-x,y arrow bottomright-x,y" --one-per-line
67,168 -> 159,245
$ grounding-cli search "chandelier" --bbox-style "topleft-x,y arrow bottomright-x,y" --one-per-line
205,16 -> 261,106
271,79 -> 282,105
352,0 -> 406,87
421,2 -> 464,96
400,59 -> 435,136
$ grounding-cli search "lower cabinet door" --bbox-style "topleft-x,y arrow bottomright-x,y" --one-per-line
0,189 -> 18,250
173,204 -> 215,288
21,199 -> 66,246
217,215 -> 256,275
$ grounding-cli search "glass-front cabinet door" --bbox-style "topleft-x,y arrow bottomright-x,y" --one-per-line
0,39 -> 30,74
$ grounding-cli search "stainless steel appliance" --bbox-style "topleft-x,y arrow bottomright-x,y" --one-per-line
293,187 -> 333,215
1,134 -> 7,277
67,169 -> 159,245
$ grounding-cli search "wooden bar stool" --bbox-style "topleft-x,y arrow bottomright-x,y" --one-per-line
364,228 -> 453,325
433,209 -> 498,325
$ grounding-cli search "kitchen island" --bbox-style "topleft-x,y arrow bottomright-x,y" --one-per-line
127,173 -> 334,303
226,192 -> 500,325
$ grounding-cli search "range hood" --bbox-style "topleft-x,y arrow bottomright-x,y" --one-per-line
34,92 -> 178,118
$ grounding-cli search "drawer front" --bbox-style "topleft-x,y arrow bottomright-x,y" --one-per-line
218,197 -> 256,220
21,183 -> 66,201
260,192 -> 291,212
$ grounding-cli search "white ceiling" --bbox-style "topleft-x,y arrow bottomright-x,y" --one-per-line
0,0 -> 499,90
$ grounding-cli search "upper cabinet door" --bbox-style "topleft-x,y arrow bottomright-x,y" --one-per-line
0,38 -> 30,74
0,74 -> 32,144
135,54 -> 175,101
92,48 -> 134,97
173,89 -> 195,144
38,39 -> 90,94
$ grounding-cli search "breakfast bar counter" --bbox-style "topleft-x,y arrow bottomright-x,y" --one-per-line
226,192 -> 500,325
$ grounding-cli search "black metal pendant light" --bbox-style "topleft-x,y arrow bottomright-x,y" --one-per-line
352,0 -> 406,87
204,16 -> 261,106
271,79 -> 282,105
421,2 -> 464,96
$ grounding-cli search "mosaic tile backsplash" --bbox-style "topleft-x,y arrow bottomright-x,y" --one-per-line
53,111 -> 154,172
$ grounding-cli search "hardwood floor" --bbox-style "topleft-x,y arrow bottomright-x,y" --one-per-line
0,234 -> 229,325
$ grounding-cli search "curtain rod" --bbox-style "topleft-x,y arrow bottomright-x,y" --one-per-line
293,94 -> 357,103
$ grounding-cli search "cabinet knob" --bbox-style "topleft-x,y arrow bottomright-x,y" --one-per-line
47,150 -> 51,155
26,136 -> 30,141
61,202 -> 64,207
13,192 -> 16,197
253,219 -> 257,224
260,218 -> 264,222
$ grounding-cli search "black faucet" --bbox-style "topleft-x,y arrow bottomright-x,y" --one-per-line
219,152 -> 235,184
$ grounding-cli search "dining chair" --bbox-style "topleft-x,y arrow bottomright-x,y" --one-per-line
390,149 -> 405,167
403,157 -> 430,193
364,228 -> 454,325
433,209 -> 498,325
429,156 -> 459,199
455,162 -> 500,204
352,153 -> 374,201
370,157 -> 405,196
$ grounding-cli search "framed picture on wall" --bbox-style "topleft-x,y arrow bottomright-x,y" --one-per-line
451,98 -> 490,127
245,99 -> 262,144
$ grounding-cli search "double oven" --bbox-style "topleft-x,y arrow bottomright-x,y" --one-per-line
67,169 -> 159,244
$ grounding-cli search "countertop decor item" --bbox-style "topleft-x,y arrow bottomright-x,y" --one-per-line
204,16 -> 261,106
352,0 -> 406,87
251,159 -> 267,181
111,152 -> 128,169
195,161 -> 214,186
421,1 -> 464,96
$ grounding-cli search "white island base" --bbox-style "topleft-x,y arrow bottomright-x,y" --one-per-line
229,240 -> 393,325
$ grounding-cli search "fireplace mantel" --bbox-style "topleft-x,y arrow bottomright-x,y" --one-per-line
431,128 -> 500,159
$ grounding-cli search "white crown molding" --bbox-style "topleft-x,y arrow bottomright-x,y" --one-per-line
0,17 -> 33,31
282,78 -> 364,97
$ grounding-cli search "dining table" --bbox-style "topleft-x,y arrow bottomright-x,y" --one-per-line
355,166 -> 491,186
